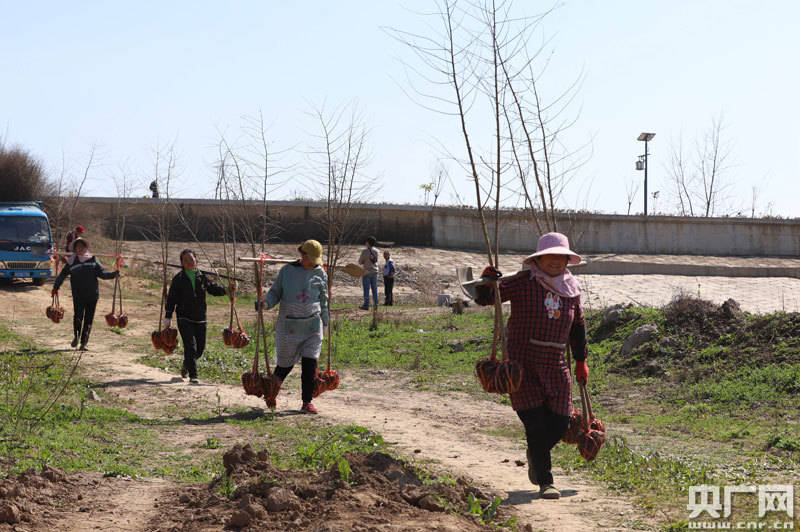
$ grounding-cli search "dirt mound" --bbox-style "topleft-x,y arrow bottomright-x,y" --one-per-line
149,443 -> 505,531
592,294 -> 799,379
0,466 -> 71,528
661,295 -> 742,341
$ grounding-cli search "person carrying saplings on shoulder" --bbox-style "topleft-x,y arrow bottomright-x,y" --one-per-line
52,238 -> 119,350
475,232 -> 588,500
254,240 -> 329,414
164,249 -> 228,384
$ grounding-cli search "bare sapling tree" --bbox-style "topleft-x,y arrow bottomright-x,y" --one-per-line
423,160 -> 449,207
668,134 -> 695,216
391,0 -> 584,361
625,178 -> 640,215
431,163 -> 447,207
668,114 -> 733,217
215,112 -> 291,278
143,142 -> 178,341
307,102 -> 372,294
697,115 -> 732,216
47,144 -> 98,250
391,0 -> 585,242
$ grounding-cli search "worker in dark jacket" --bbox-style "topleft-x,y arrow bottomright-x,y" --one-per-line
52,238 -> 119,350
164,249 -> 227,383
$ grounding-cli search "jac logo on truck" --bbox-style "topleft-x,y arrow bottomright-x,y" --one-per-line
14,245 -> 32,252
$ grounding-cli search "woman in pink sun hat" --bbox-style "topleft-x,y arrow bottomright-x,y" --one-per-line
477,232 -> 588,500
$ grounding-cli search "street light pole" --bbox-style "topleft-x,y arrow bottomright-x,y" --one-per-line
637,132 -> 656,216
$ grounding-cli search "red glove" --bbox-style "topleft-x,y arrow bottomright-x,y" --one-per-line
574,360 -> 588,384
481,266 -> 502,281
51,289 -> 58,295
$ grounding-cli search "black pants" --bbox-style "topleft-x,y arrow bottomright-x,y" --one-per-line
177,320 -> 207,379
72,297 -> 98,346
274,357 -> 317,404
384,276 -> 394,305
517,406 -> 570,486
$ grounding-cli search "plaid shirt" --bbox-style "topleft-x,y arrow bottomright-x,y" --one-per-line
499,274 -> 587,415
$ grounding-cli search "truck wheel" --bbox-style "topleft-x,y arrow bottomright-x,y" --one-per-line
32,278 -> 46,286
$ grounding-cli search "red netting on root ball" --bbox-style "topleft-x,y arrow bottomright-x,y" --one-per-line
160,326 -> 178,349
493,359 -> 523,394
313,350 -> 341,398
222,253 -> 248,349
589,417 -> 605,434
475,357 -> 500,393
46,292 -> 65,323
151,330 -> 164,350
232,329 -> 250,348
562,409 -> 585,445
321,368 -> 340,391
241,370 -> 264,397
105,312 -> 119,327
565,381 -> 606,461
243,254 -> 281,411
312,372 -> 327,398
311,368 -> 340,399
261,374 -> 282,410
162,343 -> 177,355
578,428 -> 605,461
473,287 -> 523,395
105,268 -> 126,328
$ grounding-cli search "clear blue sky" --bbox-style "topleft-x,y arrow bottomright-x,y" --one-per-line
2,1 -> 799,217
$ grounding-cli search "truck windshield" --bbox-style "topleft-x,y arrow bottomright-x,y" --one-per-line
0,216 -> 51,244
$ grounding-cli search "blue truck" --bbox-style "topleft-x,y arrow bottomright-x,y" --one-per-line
0,202 -> 54,285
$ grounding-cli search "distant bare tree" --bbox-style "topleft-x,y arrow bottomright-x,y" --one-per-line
214,111 -> 292,284
697,115 -> 732,216
307,102 -> 372,291
625,178 -> 640,215
46,144 -> 98,248
668,134 -> 695,216
668,114 -> 733,217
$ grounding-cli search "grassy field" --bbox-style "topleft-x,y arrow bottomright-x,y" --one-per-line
2,284 -> 799,530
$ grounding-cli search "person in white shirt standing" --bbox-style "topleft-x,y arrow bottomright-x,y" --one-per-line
357,236 -> 379,310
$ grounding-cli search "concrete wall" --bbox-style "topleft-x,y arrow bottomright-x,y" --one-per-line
54,197 -> 434,247
57,197 -> 800,257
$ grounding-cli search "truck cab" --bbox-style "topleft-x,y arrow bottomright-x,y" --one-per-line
0,202 -> 54,285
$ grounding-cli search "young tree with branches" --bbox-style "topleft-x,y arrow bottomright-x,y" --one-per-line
307,102 -> 372,294
668,114 -> 733,217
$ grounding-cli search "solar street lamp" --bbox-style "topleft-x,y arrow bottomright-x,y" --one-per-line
636,132 -> 655,215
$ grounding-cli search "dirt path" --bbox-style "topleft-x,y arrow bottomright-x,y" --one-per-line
52,475 -> 169,532
1,281 -> 654,531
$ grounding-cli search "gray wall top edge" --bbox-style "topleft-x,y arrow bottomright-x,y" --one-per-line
59,197 -> 800,226
63,196 -> 438,213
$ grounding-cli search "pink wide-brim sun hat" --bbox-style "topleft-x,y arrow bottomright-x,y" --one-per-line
523,232 -> 582,265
